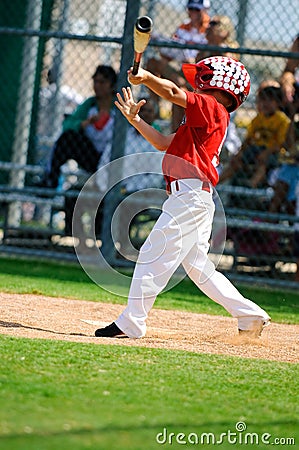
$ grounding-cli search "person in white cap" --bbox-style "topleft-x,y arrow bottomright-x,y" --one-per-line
95,56 -> 271,339
170,0 -> 211,63
146,0 -> 211,131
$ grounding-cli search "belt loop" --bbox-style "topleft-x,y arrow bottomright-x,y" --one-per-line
202,181 -> 210,192
175,180 -> 179,191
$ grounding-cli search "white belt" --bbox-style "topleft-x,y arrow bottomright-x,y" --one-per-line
169,178 -> 211,194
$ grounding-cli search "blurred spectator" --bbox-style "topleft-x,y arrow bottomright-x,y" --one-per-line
146,0 -> 210,130
173,14 -> 240,131
268,95 -> 299,216
72,98 -> 165,252
266,42 -> 299,282
122,98 -> 163,193
219,85 -> 291,188
267,93 -> 299,282
93,98 -> 164,193
280,33 -> 299,114
117,99 -> 165,252
258,78 -> 281,91
294,181 -> 299,282
268,46 -> 299,213
148,0 -> 210,69
161,0 -> 210,63
35,66 -> 84,183
37,64 -> 117,189
196,14 -> 240,62
198,15 -> 241,164
37,66 -> 84,139
217,117 -> 242,179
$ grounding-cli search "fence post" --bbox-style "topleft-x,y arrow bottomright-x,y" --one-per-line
236,0 -> 249,47
101,0 -> 142,264
8,0 -> 43,227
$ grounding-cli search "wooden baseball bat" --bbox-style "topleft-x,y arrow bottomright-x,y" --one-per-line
132,16 -> 153,75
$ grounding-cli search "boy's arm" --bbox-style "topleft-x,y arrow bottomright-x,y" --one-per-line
115,87 -> 174,151
130,117 -> 174,151
128,67 -> 187,108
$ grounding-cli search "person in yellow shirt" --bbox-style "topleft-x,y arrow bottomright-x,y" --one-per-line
219,85 -> 291,188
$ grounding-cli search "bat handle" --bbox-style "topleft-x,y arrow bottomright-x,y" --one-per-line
132,61 -> 140,76
132,52 -> 142,75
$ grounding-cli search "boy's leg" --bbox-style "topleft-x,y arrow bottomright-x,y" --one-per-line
182,246 -> 270,332
102,188 -> 215,338
115,203 -> 190,337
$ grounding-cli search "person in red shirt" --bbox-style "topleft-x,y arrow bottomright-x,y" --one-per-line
95,56 -> 271,339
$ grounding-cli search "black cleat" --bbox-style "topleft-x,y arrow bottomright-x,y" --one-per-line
95,322 -> 125,338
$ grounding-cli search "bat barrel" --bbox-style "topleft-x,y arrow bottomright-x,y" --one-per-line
135,16 -> 153,34
132,16 -> 153,75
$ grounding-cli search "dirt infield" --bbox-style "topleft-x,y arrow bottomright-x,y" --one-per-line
0,292 -> 298,363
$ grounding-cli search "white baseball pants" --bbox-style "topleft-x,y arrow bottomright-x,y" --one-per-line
115,179 -> 270,338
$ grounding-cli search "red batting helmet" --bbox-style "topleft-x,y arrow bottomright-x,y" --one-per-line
182,56 -> 250,112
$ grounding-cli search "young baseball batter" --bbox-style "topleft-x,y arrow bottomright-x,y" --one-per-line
95,56 -> 271,339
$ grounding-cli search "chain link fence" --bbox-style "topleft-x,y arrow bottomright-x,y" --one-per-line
0,0 -> 298,288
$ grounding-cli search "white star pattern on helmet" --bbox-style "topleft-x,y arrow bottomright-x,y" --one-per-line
182,55 -> 251,111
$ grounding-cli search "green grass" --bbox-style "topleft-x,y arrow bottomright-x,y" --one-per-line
0,336 -> 298,450
0,256 -> 297,324
0,256 -> 298,449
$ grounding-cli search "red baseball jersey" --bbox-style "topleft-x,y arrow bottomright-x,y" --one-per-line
162,91 -> 229,186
